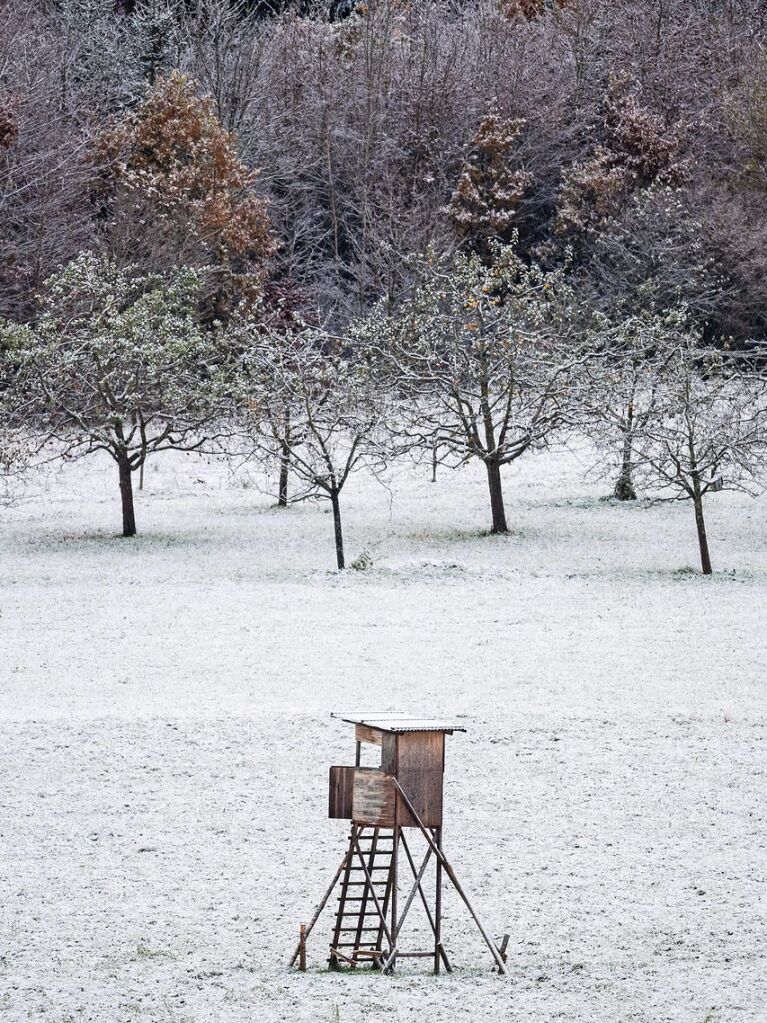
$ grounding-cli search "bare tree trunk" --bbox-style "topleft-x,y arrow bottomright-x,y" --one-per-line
431,442 -> 438,483
692,492 -> 712,575
138,460 -> 145,491
614,400 -> 637,500
485,460 -> 508,534
278,444 -> 290,507
614,426 -> 637,501
278,410 -> 291,507
330,488 -> 345,569
118,455 -> 137,537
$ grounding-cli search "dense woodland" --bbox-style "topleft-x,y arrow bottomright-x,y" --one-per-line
2,0 -> 767,574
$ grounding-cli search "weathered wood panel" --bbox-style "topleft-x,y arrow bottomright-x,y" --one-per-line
352,768 -> 395,827
328,765 -> 355,819
381,731 -> 397,774
395,731 -> 445,828
355,724 -> 384,746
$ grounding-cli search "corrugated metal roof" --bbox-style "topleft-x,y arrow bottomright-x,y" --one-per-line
332,713 -> 467,734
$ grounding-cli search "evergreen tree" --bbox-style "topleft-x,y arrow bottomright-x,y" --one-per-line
446,107 -> 533,257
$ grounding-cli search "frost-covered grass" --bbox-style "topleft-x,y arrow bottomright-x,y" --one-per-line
1,448 -> 765,1022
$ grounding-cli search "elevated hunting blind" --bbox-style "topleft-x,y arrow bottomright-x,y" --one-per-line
289,715 -> 508,975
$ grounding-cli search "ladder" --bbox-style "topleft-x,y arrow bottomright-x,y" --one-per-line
329,825 -> 396,968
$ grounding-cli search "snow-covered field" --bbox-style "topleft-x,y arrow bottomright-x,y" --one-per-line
1,448 -> 765,1023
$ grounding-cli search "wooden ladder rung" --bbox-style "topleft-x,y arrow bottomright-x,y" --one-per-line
338,895 -> 387,902
333,943 -> 384,950
338,911 -> 386,918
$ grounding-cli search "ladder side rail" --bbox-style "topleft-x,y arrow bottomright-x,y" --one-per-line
352,827 -> 380,959
330,826 -> 358,966
373,838 -> 396,965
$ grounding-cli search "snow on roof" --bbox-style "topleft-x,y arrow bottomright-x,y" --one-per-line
332,713 -> 467,734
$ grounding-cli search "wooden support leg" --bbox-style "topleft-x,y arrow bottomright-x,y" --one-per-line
398,830 -> 452,973
299,923 -> 306,972
387,823 -> 399,974
392,780 -> 508,976
435,827 -> 443,975
288,847 -> 350,968
492,933 -> 510,973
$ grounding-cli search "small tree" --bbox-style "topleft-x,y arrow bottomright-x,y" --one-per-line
95,71 -> 275,321
555,74 -> 687,243
375,246 -> 580,534
1,252 -> 229,536
629,313 -> 767,574
575,315 -> 662,501
446,106 -> 533,257
236,325 -> 391,569
572,188 -> 722,500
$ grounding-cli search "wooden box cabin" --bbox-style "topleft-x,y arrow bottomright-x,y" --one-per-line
328,716 -> 458,829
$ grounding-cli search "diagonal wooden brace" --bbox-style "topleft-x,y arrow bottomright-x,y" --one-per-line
289,849 -> 350,968
350,830 -> 396,952
392,779 -> 508,976
399,830 -> 452,972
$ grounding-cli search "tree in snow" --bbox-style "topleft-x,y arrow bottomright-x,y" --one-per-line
575,313 -> 664,501
446,106 -> 533,257
555,74 -> 688,244
94,71 -> 275,322
0,341 -> 35,505
1,253 -> 230,536
234,324 -> 392,569
627,312 -> 767,574
372,245 -> 581,534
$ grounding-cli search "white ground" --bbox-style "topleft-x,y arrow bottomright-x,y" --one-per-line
1,447 -> 765,1023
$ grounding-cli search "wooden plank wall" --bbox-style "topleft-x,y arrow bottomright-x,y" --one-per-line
393,731 -> 445,828
352,769 -> 396,827
328,766 -> 355,819
330,732 -> 447,827
355,724 -> 383,746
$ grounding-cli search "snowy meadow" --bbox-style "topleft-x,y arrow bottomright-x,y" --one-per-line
4,2 -> 767,1021
1,447 -> 765,1023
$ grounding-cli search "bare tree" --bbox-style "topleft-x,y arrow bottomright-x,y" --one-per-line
235,323 -> 392,568
570,186 -> 723,499
371,245 -> 581,534
574,318 -> 660,501
627,312 -> 767,575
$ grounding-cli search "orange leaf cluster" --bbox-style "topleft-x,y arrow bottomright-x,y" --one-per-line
499,0 -> 569,20
556,76 -> 687,237
446,107 -> 533,251
0,104 -> 18,150
97,71 -> 275,271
